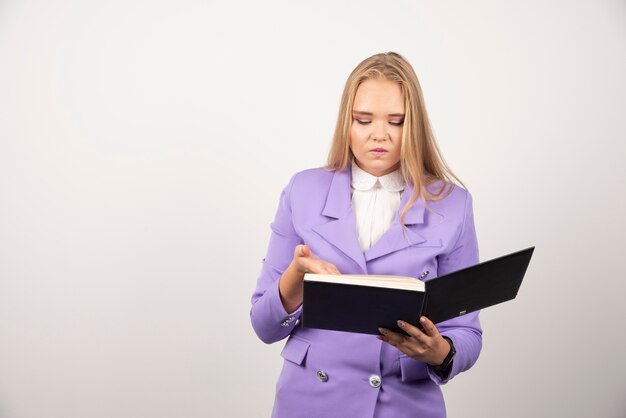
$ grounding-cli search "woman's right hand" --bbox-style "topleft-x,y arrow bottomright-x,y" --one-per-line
291,244 -> 341,275
278,245 -> 340,313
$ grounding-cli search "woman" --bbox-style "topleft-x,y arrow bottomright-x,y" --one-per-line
251,52 -> 481,418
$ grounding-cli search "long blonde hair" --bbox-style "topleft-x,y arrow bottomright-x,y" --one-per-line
327,52 -> 464,223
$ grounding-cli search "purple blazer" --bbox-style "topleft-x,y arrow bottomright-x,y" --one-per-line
251,167 -> 482,418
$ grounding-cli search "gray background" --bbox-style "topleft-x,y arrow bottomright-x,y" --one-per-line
1,0 -> 625,417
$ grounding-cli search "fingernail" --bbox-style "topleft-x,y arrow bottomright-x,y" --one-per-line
420,317 -> 426,323
378,328 -> 386,335
397,320 -> 405,327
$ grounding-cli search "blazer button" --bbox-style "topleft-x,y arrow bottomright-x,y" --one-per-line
280,316 -> 294,327
316,370 -> 329,382
369,374 -> 381,388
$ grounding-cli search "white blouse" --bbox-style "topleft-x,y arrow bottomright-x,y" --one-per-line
351,161 -> 405,252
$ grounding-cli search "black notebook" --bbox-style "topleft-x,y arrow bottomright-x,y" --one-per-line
301,247 -> 535,335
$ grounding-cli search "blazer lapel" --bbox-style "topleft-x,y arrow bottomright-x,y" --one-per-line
312,169 -> 368,273
364,183 -> 432,262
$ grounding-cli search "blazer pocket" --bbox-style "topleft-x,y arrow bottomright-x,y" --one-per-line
399,354 -> 430,382
280,335 -> 310,366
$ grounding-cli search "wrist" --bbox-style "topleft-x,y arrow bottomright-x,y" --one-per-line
434,336 -> 455,370
430,336 -> 451,366
279,262 -> 305,312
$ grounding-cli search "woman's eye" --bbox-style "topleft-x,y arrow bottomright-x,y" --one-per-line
389,120 -> 404,126
354,118 -> 371,125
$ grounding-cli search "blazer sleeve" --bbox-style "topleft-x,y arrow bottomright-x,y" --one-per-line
427,190 -> 482,384
250,174 -> 304,344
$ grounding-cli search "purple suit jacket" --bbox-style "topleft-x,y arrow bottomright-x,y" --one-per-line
251,167 -> 482,418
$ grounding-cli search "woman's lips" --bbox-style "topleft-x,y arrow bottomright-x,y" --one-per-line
371,148 -> 387,157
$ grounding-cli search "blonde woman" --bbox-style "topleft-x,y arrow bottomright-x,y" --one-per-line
251,52 -> 481,418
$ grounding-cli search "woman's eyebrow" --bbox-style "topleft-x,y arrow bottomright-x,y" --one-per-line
352,110 -> 405,117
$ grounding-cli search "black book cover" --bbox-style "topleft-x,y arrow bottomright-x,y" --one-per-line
423,247 -> 534,324
301,247 -> 534,335
303,281 -> 425,335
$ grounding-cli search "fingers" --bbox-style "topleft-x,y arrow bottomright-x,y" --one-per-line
377,322 -> 425,346
327,263 -> 340,275
378,319 -> 445,364
313,261 -> 340,275
397,320 -> 427,340
417,316 -> 439,338
377,327 -> 405,348
294,245 -> 341,275
377,326 -> 423,359
296,244 -> 311,258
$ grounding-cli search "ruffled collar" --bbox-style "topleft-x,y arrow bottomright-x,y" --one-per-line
351,160 -> 405,192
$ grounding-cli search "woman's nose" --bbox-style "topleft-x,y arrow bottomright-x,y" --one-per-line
370,121 -> 388,141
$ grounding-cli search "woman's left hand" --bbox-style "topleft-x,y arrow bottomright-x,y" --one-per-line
378,316 -> 451,366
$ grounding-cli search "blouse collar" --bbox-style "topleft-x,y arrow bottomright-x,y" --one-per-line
351,160 -> 405,192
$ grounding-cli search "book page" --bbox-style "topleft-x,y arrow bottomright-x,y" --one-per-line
304,273 -> 425,292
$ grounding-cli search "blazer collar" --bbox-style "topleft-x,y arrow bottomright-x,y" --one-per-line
314,168 -> 429,271
321,168 -> 352,218
314,168 -> 366,272
364,182 -> 429,262
320,167 -> 426,224
396,182 -> 426,226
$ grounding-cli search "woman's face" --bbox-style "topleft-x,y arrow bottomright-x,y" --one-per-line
350,78 -> 404,177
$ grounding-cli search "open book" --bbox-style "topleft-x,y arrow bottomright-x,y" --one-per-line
301,247 -> 534,335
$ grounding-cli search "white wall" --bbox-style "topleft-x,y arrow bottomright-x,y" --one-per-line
0,0 -> 624,417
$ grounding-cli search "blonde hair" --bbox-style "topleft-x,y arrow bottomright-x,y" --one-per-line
327,51 -> 465,223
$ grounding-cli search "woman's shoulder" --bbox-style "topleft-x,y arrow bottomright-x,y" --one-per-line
426,180 -> 473,212
293,166 -> 337,179
287,166 -> 339,190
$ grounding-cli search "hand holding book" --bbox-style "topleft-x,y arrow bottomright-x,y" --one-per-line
378,317 -> 451,367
